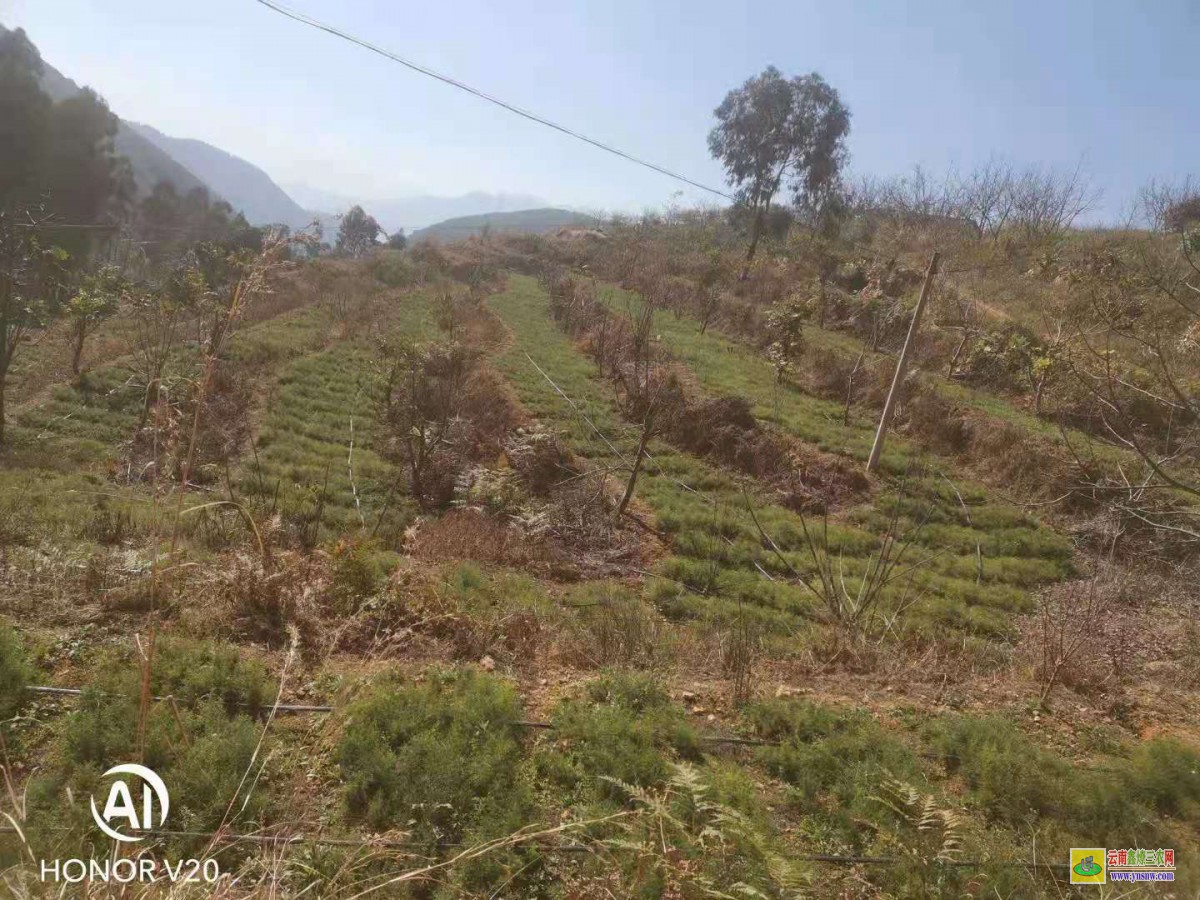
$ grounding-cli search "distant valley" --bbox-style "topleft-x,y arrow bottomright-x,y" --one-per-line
7,21 -> 569,237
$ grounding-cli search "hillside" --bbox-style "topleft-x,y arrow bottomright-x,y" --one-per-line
5,3 -> 1200,893
2,212 -> 1198,894
129,122 -> 311,228
3,23 -> 211,199
412,207 -> 597,242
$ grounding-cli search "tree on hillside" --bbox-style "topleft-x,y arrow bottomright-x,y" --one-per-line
42,88 -> 128,227
137,183 -> 259,264
1141,178 -> 1200,233
0,28 -> 51,212
387,229 -> 408,250
1,29 -> 128,246
0,211 -> 69,443
708,67 -> 850,279
66,265 -> 123,375
1063,199 -> 1200,551
336,206 -> 382,258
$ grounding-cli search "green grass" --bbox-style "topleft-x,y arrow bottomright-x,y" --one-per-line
491,275 -> 1069,643
236,288 -> 447,544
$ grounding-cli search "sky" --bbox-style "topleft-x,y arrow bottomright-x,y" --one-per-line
2,0 -> 1197,220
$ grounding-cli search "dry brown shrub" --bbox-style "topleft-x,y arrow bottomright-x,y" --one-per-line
564,587 -> 675,670
459,365 -> 527,453
1025,569 -> 1128,706
903,387 -> 972,455
426,603 -> 544,666
212,552 -> 323,651
787,442 -> 871,511
505,426 -> 575,495
807,348 -> 864,404
862,361 -> 920,409
411,509 -> 554,569
966,417 -> 1064,496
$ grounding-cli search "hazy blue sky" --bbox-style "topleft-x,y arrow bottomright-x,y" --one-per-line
2,0 -> 1196,219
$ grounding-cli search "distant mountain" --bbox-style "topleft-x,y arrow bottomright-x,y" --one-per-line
375,192 -> 549,233
6,24 -> 210,199
281,182 -> 357,215
412,208 -> 598,243
129,123 -> 311,228
284,186 -> 551,233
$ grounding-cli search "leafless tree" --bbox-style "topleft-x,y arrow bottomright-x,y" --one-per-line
1008,161 -> 1101,239
955,157 -> 1018,239
376,339 -> 474,507
1063,219 -> 1200,549
1036,574 -> 1118,708
1137,177 -> 1200,233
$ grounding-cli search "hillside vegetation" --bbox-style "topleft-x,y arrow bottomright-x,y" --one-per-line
1,28 -> 1198,900
412,207 -> 598,243
2,209 -> 1199,896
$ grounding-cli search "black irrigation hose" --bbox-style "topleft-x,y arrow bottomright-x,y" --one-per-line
0,825 -> 1071,870
27,687 -> 771,743
26,687 -> 969,755
26,685 -> 332,713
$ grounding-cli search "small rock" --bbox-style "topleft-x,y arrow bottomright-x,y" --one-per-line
691,706 -> 707,715
681,690 -> 698,702
479,655 -> 496,672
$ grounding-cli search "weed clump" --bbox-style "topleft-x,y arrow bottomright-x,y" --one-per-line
565,583 -> 673,669
749,699 -> 917,849
927,715 -> 1198,854
543,672 -> 701,800
26,639 -> 274,854
0,624 -> 32,722
339,669 -> 535,845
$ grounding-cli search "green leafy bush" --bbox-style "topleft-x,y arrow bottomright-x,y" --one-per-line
0,624 -> 32,722
751,700 -> 916,801
368,250 -> 416,287
545,672 -> 700,799
339,668 -> 534,844
927,715 -> 1071,826
27,639 -> 274,853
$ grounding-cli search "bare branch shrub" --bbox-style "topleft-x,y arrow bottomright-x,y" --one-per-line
1034,572 -> 1121,708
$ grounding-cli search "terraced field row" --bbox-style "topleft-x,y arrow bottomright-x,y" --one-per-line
491,275 -> 1071,644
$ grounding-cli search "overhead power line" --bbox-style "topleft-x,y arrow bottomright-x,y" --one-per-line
251,0 -> 731,200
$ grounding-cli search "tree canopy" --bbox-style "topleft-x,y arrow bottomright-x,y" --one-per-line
0,28 -> 128,234
708,67 -> 850,273
337,205 -> 382,258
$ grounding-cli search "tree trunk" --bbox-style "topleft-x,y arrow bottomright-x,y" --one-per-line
948,333 -> 970,379
0,374 -> 6,446
739,204 -> 768,282
615,419 -> 653,519
71,326 -> 85,376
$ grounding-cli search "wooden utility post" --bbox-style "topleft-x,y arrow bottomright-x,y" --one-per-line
865,252 -> 940,474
